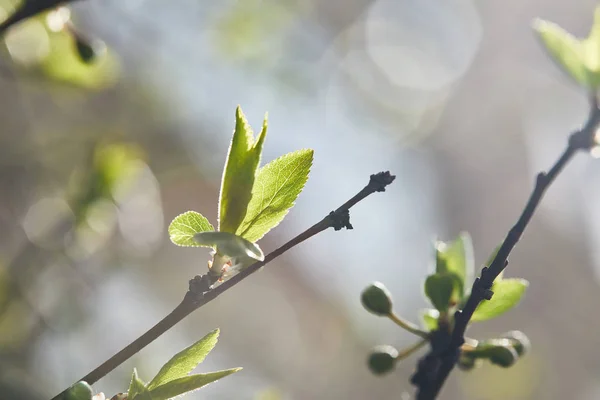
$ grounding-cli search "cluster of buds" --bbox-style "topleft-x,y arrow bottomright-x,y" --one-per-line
361,281 -> 530,376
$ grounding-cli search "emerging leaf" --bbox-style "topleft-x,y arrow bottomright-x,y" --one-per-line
533,7 -> 600,89
236,149 -> 313,242
148,329 -> 220,390
148,369 -> 242,400
194,232 -> 264,262
471,278 -> 529,322
169,211 -> 215,247
127,369 -> 151,400
218,106 -> 267,234
420,309 -> 440,332
435,232 -> 474,299
424,273 -> 460,312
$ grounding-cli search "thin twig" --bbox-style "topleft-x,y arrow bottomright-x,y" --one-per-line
49,171 -> 395,400
0,0 -> 81,35
412,96 -> 600,400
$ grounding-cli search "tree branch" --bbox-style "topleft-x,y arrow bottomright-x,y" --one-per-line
50,171 -> 395,400
0,0 -> 81,35
412,97 -> 600,400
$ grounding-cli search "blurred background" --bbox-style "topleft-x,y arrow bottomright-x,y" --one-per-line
0,0 -> 599,399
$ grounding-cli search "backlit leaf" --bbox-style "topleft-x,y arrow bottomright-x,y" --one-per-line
148,329 -> 220,390
236,149 -> 313,242
472,278 -> 529,322
149,369 -> 242,400
169,211 -> 214,247
218,106 -> 267,234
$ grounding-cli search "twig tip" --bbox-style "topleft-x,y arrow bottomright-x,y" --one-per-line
369,171 -> 396,192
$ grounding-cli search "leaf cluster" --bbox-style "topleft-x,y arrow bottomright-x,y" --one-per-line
169,106 -> 313,278
63,330 -> 240,400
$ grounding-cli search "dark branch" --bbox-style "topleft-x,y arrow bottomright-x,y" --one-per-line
0,0 -> 81,35
412,97 -> 600,400
50,171 -> 395,400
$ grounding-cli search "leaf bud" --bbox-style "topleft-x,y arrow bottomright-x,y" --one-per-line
361,282 -> 393,315
500,330 -> 530,357
65,381 -> 94,400
368,345 -> 398,375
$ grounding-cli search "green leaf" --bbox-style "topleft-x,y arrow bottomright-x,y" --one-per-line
169,211 -> 215,247
127,369 -> 151,400
218,106 -> 267,234
533,12 -> 600,89
424,273 -> 460,312
194,232 -> 264,261
472,278 -> 529,322
420,309 -> 439,332
147,329 -> 220,390
149,369 -> 242,400
236,149 -> 313,242
435,232 -> 474,299
583,7 -> 600,72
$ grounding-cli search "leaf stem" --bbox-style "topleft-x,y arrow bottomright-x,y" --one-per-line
396,339 -> 429,361
411,97 -> 600,399
388,312 -> 429,339
49,171 -> 395,400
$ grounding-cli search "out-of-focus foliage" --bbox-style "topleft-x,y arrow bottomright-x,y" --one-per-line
1,3 -> 119,88
534,6 -> 600,90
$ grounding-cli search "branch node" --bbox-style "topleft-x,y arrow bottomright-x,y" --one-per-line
369,171 -> 396,192
329,210 -> 353,231
188,274 -> 212,296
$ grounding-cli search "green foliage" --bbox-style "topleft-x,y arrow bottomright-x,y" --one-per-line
218,106 -> 267,234
424,273 -> 460,313
471,278 -> 529,322
169,211 -> 215,247
169,105 -> 313,278
534,6 -> 600,89
361,282 -> 393,316
236,149 -> 313,242
128,369 -> 152,400
64,381 -> 93,400
148,329 -> 220,389
126,329 -> 240,400
194,232 -> 264,262
435,232 -> 474,299
420,309 -> 439,332
148,369 -> 242,400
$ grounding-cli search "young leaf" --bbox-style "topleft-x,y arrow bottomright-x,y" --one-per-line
235,149 -> 314,242
435,232 -> 474,299
147,329 -> 220,390
194,232 -> 264,262
420,308 -> 439,332
424,273 -> 459,312
583,7 -> 600,73
169,211 -> 215,247
148,369 -> 242,400
218,106 -> 267,234
471,278 -> 529,322
127,369 -> 151,400
533,16 -> 600,89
